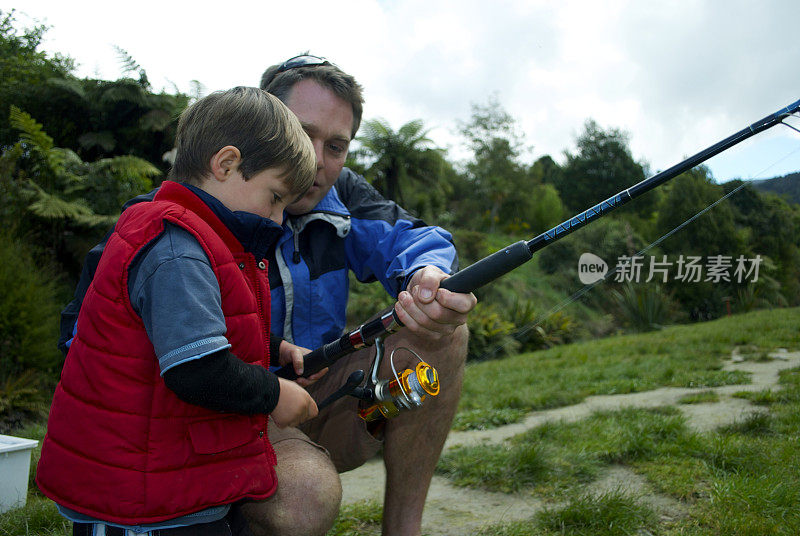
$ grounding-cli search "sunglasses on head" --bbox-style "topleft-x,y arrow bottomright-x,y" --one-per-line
262,54 -> 334,87
276,54 -> 330,73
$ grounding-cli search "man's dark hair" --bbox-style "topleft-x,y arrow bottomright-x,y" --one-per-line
260,58 -> 364,139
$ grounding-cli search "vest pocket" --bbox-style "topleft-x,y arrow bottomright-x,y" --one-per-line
189,415 -> 255,454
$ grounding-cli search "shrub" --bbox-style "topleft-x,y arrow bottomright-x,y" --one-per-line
466,302 -> 520,360
0,231 -> 63,381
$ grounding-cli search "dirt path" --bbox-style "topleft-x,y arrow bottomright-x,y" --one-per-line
338,350 -> 800,535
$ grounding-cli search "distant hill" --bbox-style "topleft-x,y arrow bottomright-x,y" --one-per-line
751,172 -> 800,204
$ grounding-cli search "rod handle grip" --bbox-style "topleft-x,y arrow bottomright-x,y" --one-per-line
440,240 -> 532,294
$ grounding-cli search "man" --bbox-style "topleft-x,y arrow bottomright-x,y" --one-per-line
60,55 -> 476,536
250,55 -> 476,536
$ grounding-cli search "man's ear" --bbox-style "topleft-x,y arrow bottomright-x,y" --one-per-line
209,146 -> 242,182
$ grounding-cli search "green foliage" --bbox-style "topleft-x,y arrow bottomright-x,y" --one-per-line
678,390 -> 720,404
0,232 -> 63,381
2,107 -> 159,278
0,11 -> 188,175
451,229 -> 491,265
438,440 -> 549,493
559,119 -> 657,217
535,491 -> 656,536
458,308 -> 799,420
345,275 -> 396,329
656,167 -> 740,256
752,171 -> 800,204
0,496 -> 70,536
465,302 -> 520,360
326,500 -> 383,536
352,118 -> 453,222
0,10 -> 74,149
451,407 -> 527,431
510,304 -> 577,352
457,95 -> 530,233
0,371 -> 49,433
537,218 -> 645,284
610,282 -> 676,332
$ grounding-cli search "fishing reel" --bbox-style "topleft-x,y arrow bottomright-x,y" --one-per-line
317,337 -> 440,422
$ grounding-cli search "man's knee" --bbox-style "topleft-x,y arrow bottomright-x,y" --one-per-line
242,439 -> 342,536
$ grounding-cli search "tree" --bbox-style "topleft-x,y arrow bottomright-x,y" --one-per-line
560,120 -> 656,217
459,95 -> 529,233
355,118 -> 444,202
0,10 -> 74,149
0,12 -> 188,175
1,107 -> 160,277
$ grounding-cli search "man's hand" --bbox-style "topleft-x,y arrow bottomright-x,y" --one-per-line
272,378 -> 318,428
394,266 -> 477,340
277,340 -> 328,387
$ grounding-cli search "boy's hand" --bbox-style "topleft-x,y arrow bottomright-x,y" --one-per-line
278,340 -> 328,387
272,378 -> 318,428
395,266 -> 477,340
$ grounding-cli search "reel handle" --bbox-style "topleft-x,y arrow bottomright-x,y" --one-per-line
317,370 -> 367,410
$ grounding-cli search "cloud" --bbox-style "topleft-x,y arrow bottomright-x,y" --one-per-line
17,0 -> 800,179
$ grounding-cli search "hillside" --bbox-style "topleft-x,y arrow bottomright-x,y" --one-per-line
752,171 -> 800,204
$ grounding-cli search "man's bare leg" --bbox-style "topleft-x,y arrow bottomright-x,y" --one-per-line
241,438 -> 342,536
380,324 -> 468,536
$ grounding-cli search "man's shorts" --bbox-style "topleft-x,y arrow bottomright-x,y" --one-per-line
269,344 -> 384,473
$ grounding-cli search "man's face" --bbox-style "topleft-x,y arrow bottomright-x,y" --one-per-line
284,78 -> 354,215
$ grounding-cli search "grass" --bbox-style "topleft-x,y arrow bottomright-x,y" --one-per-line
474,491 -> 656,536
5,307 -> 800,535
439,407 -> 691,494
678,390 -> 720,404
326,500 -> 383,536
456,307 -> 800,429
436,310 -> 800,534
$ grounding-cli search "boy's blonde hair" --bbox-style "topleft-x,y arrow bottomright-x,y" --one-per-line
170,87 -> 315,197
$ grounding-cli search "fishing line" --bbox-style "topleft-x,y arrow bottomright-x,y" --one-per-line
482,128 -> 800,361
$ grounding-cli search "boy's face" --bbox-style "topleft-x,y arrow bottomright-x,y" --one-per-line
283,79 -> 354,215
215,165 -> 294,225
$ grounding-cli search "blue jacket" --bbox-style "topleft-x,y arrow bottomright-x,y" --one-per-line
59,168 -> 458,353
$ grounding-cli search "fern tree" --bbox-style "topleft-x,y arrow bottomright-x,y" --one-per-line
354,118 -> 450,216
1,106 -> 160,276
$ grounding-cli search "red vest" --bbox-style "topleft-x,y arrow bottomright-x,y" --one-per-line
37,181 -> 277,525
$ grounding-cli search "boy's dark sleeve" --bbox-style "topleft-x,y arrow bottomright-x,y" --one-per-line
269,335 -> 284,363
163,348 -> 281,415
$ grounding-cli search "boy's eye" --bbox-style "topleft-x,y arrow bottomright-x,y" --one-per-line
273,193 -> 282,204
328,143 -> 345,155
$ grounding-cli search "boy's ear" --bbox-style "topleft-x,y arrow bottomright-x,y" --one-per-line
209,146 -> 242,182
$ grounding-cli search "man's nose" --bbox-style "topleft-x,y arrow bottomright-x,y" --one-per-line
313,140 -> 325,170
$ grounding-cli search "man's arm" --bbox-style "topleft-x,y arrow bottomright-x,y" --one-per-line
336,169 -> 476,335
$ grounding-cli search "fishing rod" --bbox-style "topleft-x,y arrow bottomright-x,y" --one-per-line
276,97 -> 800,413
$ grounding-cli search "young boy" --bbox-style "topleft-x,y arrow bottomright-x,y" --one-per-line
36,87 -> 318,536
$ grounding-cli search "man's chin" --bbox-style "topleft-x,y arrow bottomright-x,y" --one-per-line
286,198 -> 316,216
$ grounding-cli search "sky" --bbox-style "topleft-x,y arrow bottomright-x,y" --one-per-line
12,0 -> 800,183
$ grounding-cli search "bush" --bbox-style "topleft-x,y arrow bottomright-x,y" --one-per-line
466,302 -> 520,360
0,232 -> 63,381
